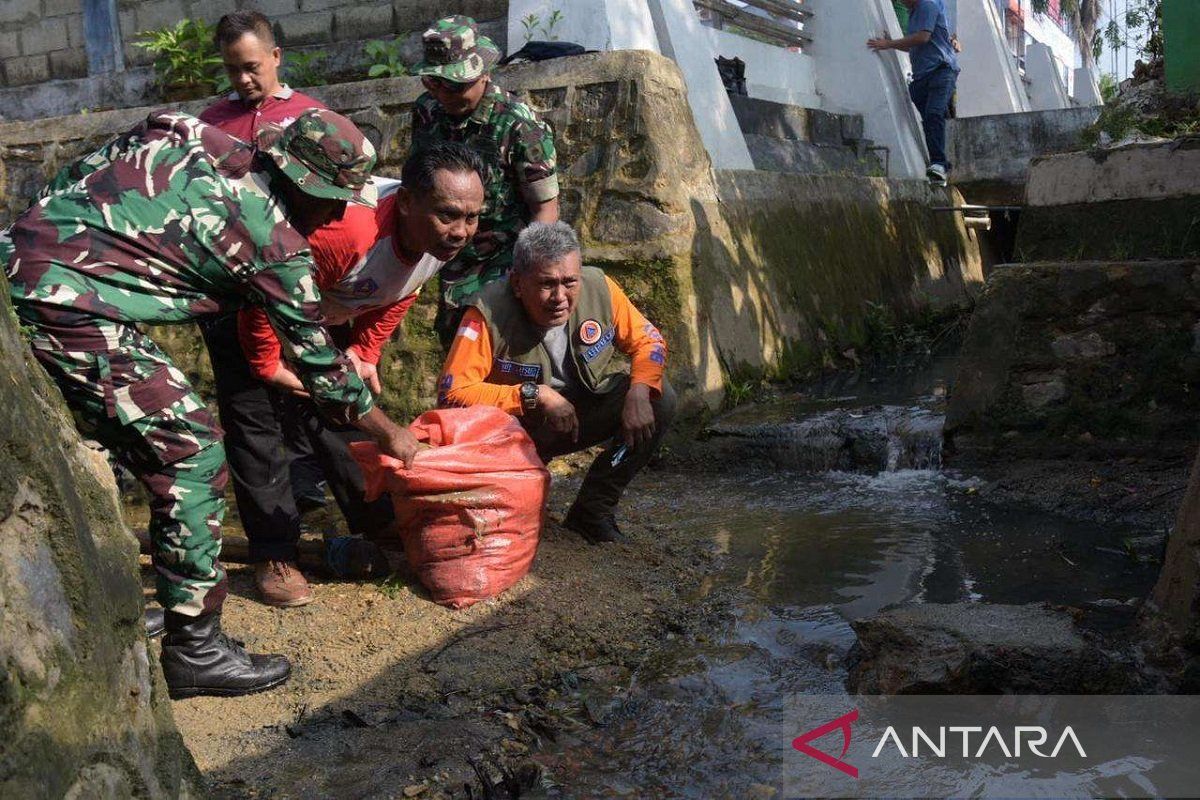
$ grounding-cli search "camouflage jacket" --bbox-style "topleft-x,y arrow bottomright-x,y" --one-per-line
410,80 -> 559,300
2,111 -> 372,424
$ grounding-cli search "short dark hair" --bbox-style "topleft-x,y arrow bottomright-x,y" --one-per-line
215,10 -> 275,49
400,142 -> 485,197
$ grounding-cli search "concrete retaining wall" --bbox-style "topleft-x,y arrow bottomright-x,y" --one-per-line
698,171 -> 983,382
1017,137 -> 1200,262
948,106 -> 1100,205
0,50 -> 983,416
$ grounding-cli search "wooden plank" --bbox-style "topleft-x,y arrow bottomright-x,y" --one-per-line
740,0 -> 813,23
695,0 -> 811,47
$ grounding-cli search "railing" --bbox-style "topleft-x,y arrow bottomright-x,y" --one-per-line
693,0 -> 813,49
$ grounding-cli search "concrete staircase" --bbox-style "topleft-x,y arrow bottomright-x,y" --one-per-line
729,95 -> 885,176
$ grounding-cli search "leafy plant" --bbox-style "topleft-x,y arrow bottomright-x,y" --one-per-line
283,49 -> 328,88
1098,72 -> 1119,104
521,8 -> 565,43
722,377 -> 758,410
365,38 -> 407,79
135,19 -> 228,97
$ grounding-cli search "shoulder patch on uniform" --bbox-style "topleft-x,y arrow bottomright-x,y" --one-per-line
578,319 -> 603,345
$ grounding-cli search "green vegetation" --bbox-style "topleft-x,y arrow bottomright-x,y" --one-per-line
1081,83 -> 1200,148
365,38 -> 408,79
135,19 -> 229,99
520,9 -> 565,42
284,49 -> 328,88
1099,72 -> 1119,103
722,376 -> 759,410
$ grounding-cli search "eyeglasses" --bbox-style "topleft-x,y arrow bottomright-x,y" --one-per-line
421,76 -> 480,94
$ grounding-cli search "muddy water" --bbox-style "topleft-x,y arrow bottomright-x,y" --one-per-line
529,360 -> 1164,798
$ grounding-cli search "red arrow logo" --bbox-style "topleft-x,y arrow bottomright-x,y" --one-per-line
792,709 -> 860,778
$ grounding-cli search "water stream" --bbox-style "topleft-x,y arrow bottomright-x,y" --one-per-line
529,357 -> 1165,798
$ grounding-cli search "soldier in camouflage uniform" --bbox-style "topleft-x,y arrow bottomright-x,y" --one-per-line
410,15 -> 560,346
2,108 -> 421,699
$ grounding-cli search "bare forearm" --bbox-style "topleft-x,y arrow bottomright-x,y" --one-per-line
355,406 -> 402,440
529,196 -> 560,224
887,32 -> 931,51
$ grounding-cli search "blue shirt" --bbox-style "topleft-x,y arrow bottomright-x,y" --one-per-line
907,0 -> 959,80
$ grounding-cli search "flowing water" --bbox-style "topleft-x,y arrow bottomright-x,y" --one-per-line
529,358 -> 1166,798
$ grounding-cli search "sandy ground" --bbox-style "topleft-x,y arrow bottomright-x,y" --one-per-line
132,456 -> 720,799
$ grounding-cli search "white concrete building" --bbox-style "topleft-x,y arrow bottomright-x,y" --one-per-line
947,0 -> 1096,116
507,0 -> 930,177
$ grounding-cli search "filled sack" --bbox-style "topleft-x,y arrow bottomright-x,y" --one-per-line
352,405 -> 550,608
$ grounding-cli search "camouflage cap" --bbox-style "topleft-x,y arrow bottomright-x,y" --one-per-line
412,15 -> 501,83
258,109 -> 377,207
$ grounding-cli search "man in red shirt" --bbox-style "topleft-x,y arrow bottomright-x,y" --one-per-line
195,10 -> 348,606
200,10 -> 326,139
231,142 -> 485,606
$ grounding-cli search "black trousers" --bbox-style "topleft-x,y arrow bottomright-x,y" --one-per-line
522,375 -> 677,519
202,313 -> 394,563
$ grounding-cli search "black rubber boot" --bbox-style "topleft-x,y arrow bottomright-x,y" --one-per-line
145,606 -> 166,639
160,610 -> 292,700
563,507 -> 627,545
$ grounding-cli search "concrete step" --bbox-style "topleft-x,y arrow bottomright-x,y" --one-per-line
728,94 -> 882,176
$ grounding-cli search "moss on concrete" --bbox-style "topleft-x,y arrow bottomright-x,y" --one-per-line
694,174 -> 982,385
1016,197 -> 1200,262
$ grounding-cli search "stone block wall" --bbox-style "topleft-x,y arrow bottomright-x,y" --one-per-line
946,260 -> 1200,461
0,0 -> 507,87
0,50 -> 982,419
0,0 -> 87,86
118,0 -> 507,67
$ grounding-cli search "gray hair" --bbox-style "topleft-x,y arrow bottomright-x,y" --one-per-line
512,221 -> 581,274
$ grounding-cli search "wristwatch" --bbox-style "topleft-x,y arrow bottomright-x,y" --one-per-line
519,381 -> 540,413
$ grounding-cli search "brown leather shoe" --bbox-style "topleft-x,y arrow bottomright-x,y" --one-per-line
254,560 -> 314,608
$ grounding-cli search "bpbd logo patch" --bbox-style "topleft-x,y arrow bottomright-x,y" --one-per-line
578,319 -> 603,345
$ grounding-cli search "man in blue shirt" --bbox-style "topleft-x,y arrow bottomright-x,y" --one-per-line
869,0 -> 960,186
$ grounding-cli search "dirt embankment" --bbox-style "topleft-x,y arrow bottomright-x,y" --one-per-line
134,464 -> 722,800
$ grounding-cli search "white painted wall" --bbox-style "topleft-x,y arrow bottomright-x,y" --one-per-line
506,0 -> 753,169
1073,64 -> 1102,106
1024,11 -> 1078,95
506,0 -> 659,53
954,0 -> 1032,117
647,0 -> 755,169
1025,42 -> 1071,110
702,27 -> 821,108
804,0 -> 928,178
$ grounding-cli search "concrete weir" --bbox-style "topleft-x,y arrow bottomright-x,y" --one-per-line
0,50 -> 984,415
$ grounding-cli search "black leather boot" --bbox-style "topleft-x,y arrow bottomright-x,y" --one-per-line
160,610 -> 292,700
145,606 -> 166,639
563,507 -> 627,544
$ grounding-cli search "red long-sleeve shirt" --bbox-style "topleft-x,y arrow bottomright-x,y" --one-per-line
238,187 -> 443,380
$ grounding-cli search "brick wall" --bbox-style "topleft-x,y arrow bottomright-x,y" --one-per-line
120,0 -> 508,67
0,0 -> 507,86
0,0 -> 87,85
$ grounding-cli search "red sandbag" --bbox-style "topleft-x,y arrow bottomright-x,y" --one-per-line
352,405 -> 550,608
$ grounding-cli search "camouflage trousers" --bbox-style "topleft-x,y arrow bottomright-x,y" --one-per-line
17,306 -> 228,616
